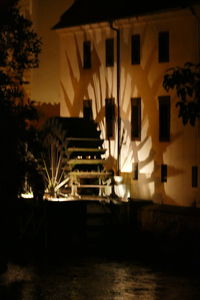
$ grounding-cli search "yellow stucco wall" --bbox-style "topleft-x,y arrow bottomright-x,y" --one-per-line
57,6 -> 200,207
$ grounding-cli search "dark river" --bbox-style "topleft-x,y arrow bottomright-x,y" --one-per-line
0,254 -> 200,300
1,200 -> 200,299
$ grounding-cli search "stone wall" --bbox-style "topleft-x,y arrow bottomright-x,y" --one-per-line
130,200 -> 200,236
128,199 -> 200,261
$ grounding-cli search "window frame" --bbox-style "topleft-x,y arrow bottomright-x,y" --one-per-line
159,96 -> 170,142
161,164 -> 168,182
192,166 -> 198,188
131,97 -> 141,141
83,40 -> 91,69
132,162 -> 139,180
158,31 -> 169,63
105,98 -> 115,139
83,99 -> 93,120
131,34 -> 140,65
105,38 -> 114,67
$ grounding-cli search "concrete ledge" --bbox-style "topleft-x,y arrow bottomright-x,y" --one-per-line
129,199 -> 200,233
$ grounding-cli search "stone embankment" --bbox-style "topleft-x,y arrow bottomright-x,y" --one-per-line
1,198 -> 200,272
128,199 -> 200,265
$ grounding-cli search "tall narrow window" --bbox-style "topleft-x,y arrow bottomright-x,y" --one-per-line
131,97 -> 141,140
159,96 -> 170,142
83,40 -> 91,69
83,99 -> 93,119
158,31 -> 169,63
192,166 -> 198,187
105,98 -> 115,139
161,164 -> 167,182
131,34 -> 140,65
132,162 -> 139,180
106,38 -> 114,67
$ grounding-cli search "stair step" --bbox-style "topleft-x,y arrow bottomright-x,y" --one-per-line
69,171 -> 112,178
68,159 -> 105,165
66,138 -> 104,148
66,137 -> 104,142
64,195 -> 110,202
77,184 -> 108,188
67,147 -> 106,153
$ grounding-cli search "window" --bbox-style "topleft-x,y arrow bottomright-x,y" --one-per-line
131,34 -> 140,65
159,96 -> 170,141
192,166 -> 198,187
105,98 -> 115,139
106,38 -> 114,67
132,162 -> 139,180
158,31 -> 169,63
161,164 -> 167,182
131,97 -> 141,140
83,99 -> 93,119
83,41 -> 91,69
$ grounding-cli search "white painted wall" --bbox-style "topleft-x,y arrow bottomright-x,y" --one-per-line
57,6 -> 200,207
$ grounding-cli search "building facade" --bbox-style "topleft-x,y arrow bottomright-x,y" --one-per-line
54,2 -> 200,206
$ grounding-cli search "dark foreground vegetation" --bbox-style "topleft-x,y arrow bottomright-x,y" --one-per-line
0,198 -> 200,276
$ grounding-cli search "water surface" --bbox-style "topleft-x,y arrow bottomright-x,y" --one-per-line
0,254 -> 200,300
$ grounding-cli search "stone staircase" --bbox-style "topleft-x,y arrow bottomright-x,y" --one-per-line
41,117 -> 119,202
63,119 -> 115,201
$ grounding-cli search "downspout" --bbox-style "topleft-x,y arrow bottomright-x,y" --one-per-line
110,21 -> 121,175
189,4 -> 200,187
189,5 -> 200,62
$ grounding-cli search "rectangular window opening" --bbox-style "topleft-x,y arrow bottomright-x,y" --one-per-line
132,162 -> 139,180
161,164 -> 167,182
131,97 -> 141,140
158,31 -> 169,63
159,96 -> 170,142
106,38 -> 114,67
105,98 -> 115,139
131,34 -> 140,65
192,166 -> 198,188
83,40 -> 91,69
83,99 -> 93,119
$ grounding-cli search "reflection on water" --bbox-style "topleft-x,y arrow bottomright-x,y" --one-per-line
0,256 -> 200,300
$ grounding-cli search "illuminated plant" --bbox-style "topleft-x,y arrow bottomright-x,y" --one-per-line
39,118 -> 70,198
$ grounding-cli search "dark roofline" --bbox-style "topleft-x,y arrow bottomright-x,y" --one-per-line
52,0 -> 200,30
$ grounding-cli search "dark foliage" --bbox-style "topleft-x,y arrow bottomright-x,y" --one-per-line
163,62 -> 200,126
0,1 -> 43,201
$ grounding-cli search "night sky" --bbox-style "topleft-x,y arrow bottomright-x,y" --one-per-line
0,0 -> 16,10
54,0 -> 200,29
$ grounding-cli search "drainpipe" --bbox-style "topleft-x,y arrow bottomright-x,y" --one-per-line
189,5 -> 200,62
189,5 -> 200,176
110,21 -> 121,175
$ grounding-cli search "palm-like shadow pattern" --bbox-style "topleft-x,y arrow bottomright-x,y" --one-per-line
60,26 -> 183,204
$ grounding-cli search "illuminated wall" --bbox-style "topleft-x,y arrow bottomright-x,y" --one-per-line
56,6 -> 200,206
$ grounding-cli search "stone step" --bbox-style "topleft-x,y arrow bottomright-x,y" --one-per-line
69,171 -> 112,178
68,159 -> 105,165
77,184 -> 109,188
67,147 -> 106,153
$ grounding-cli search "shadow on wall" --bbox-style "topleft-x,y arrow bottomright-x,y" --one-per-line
60,29 -> 183,204
120,29 -> 184,205
61,34 -> 116,137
